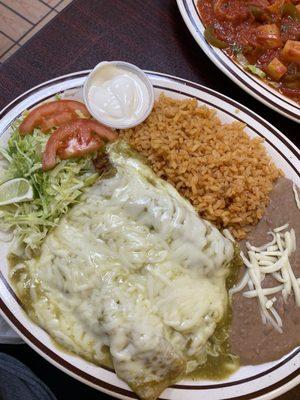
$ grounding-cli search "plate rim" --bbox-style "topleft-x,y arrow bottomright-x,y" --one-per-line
0,70 -> 299,400
176,0 -> 300,123
0,303 -> 299,400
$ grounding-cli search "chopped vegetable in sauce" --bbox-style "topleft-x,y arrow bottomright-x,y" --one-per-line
204,25 -> 227,48
198,0 -> 300,103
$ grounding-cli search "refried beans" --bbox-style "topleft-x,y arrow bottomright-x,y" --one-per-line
230,177 -> 300,365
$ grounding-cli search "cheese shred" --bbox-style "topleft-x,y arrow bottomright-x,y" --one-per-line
292,183 -> 300,210
230,224 -> 299,333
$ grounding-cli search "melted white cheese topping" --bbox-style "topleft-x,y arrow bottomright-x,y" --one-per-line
13,142 -> 234,378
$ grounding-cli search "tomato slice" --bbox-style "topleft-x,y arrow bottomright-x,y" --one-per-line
56,129 -> 103,160
42,119 -> 117,171
19,100 -> 91,135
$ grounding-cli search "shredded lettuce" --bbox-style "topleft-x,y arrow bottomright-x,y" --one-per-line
246,64 -> 266,79
236,53 -> 266,79
0,121 -> 98,256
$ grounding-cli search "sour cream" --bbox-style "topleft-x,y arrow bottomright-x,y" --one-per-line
84,62 -> 154,129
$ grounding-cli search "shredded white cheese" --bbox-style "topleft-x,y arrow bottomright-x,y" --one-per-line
274,223 -> 289,233
230,224 -> 300,333
223,229 -> 235,242
293,183 -> 300,210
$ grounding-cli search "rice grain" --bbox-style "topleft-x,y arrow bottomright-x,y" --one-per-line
119,94 -> 281,239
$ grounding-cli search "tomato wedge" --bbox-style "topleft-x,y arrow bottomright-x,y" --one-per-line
19,100 -> 91,135
42,119 -> 117,171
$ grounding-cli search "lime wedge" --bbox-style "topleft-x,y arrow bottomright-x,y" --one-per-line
0,178 -> 33,206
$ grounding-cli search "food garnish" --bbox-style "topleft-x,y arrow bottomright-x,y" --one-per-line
42,119 -> 117,171
229,224 -> 299,333
19,100 -> 91,134
0,178 -> 33,206
236,53 -> 267,78
0,122 -> 100,254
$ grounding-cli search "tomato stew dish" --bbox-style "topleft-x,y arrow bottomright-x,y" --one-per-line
197,0 -> 300,104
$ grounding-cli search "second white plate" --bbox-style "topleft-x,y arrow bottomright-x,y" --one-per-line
177,0 -> 300,123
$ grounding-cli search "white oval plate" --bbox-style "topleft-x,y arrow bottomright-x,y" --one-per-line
176,0 -> 300,123
0,71 -> 299,400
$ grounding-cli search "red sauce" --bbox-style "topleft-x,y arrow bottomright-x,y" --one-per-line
197,0 -> 300,103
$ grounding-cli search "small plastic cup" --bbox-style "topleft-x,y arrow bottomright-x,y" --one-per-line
83,61 -> 154,129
